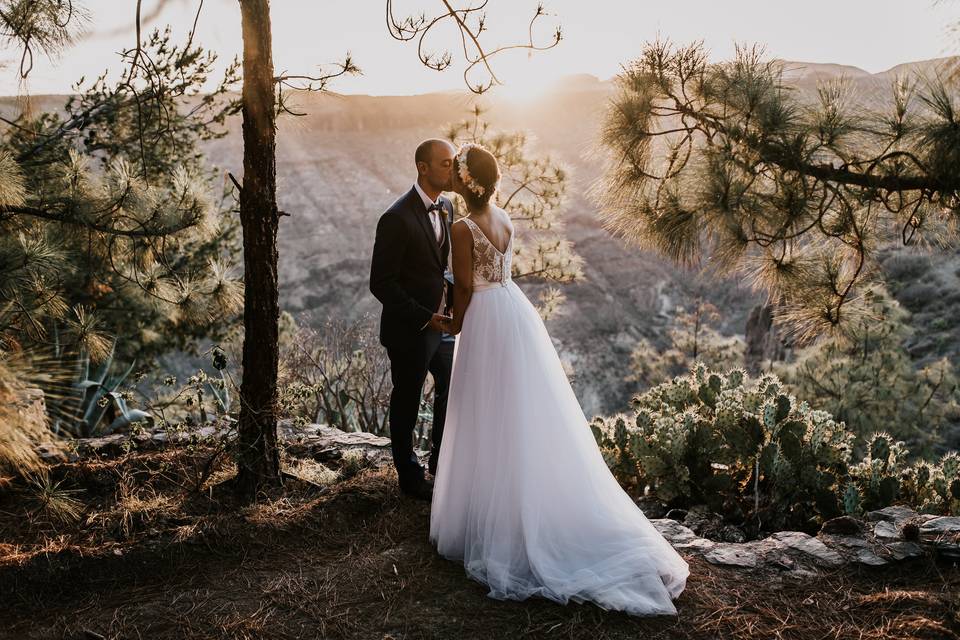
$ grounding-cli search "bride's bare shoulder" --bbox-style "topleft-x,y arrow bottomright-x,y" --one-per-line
451,218 -> 473,242
493,206 -> 514,231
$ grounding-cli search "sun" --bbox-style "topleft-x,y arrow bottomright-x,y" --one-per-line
491,61 -> 562,104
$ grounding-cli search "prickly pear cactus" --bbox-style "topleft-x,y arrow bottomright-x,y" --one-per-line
843,482 -> 861,515
599,361 -> 949,528
847,432 -> 907,512
933,452 -> 960,515
869,433 -> 892,469
613,364 -> 856,528
943,451 -> 959,480
724,368 -> 746,390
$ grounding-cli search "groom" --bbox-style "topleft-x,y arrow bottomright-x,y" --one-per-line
369,139 -> 456,500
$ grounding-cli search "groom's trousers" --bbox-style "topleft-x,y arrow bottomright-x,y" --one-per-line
385,330 -> 453,489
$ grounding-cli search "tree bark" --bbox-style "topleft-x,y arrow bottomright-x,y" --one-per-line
236,0 -> 281,501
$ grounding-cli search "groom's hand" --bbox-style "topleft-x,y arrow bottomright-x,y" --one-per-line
428,313 -> 452,333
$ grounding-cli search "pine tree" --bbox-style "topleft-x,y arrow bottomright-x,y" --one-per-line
596,41 -> 960,343
234,0 -> 283,500
0,27 -> 244,364
0,6 -> 243,467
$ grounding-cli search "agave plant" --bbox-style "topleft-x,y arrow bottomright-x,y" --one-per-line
73,339 -> 152,437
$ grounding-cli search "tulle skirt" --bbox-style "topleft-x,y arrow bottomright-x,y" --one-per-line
429,280 -> 689,616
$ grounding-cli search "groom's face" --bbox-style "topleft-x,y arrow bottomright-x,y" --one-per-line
419,141 -> 455,192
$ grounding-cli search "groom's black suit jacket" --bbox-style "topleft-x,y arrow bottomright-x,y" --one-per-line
369,187 -> 454,348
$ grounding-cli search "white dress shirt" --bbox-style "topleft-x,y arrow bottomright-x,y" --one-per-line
415,182 -> 443,243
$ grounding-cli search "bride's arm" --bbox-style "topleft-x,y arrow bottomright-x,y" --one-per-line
448,221 -> 473,335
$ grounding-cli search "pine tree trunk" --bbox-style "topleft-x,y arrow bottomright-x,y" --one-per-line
235,0 -> 281,501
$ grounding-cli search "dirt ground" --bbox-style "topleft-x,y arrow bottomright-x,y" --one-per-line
1,448 -> 957,640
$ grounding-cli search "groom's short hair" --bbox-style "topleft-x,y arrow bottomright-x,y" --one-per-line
415,139 -> 449,167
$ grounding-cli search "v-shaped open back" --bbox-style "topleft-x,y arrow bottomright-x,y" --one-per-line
459,216 -> 513,287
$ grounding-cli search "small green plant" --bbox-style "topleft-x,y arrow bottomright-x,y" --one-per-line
340,449 -> 369,477
28,474 -> 84,525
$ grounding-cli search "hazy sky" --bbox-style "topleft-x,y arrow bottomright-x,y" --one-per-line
3,0 -> 956,97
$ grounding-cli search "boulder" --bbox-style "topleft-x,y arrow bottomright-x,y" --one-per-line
636,496 -> 667,519
873,520 -> 899,540
882,541 -> 926,561
866,505 -> 919,523
650,519 -> 698,545
818,534 -> 888,566
675,537 -> 716,553
820,516 -> 862,535
918,516 -> 960,559
768,531 -> 845,567
704,544 -> 759,568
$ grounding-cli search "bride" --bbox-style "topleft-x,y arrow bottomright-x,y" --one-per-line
429,143 -> 689,617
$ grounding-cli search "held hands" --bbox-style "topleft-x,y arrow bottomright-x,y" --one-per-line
428,313 -> 453,333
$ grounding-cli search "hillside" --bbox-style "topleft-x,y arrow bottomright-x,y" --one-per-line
4,55 -> 958,416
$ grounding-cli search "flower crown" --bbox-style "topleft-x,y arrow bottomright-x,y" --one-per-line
456,143 -> 487,198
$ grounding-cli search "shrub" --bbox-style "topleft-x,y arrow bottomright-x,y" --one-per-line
775,286 -> 960,457
278,314 -> 393,435
880,252 -> 932,283
626,300 -> 744,390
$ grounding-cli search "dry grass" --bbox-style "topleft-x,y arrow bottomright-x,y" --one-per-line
0,446 -> 956,640
282,458 -> 340,487
0,363 -> 50,477
0,350 -> 82,478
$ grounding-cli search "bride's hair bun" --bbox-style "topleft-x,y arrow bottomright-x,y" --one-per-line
455,144 -> 500,207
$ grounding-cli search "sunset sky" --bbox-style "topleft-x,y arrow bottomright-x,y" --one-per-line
2,0 -> 955,98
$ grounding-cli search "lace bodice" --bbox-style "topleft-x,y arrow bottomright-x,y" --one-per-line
459,217 -> 513,287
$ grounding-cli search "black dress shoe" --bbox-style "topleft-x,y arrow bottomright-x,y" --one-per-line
400,477 -> 433,501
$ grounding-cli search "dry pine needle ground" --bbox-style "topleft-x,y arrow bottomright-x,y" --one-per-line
0,447 -> 957,640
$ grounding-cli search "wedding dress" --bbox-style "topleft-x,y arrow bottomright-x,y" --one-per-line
429,215 -> 689,616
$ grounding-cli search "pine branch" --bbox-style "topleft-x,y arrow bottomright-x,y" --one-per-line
0,204 -> 198,237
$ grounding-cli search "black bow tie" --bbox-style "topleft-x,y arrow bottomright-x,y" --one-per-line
427,202 -> 444,214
